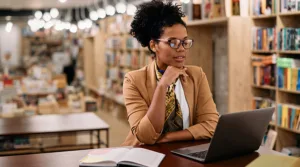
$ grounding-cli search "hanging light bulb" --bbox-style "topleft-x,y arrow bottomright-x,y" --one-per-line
116,2 -> 126,14
78,20 -> 86,30
59,0 -> 67,3
84,19 -> 93,29
44,20 -> 55,29
50,8 -> 59,18
105,5 -> 115,16
5,22 -> 13,33
181,0 -> 191,4
43,12 -> 51,22
97,8 -> 106,19
34,11 -> 43,19
126,4 -> 137,16
70,24 -> 78,33
28,19 -> 34,26
89,11 -> 98,21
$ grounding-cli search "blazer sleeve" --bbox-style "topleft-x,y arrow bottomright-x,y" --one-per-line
187,68 -> 219,139
123,73 -> 161,144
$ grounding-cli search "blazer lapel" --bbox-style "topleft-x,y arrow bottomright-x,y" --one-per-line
180,74 -> 194,126
146,61 -> 157,105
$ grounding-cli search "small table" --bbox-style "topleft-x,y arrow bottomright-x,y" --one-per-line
0,140 -> 281,167
0,112 -> 109,156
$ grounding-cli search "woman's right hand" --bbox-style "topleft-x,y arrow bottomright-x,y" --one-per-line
158,66 -> 188,88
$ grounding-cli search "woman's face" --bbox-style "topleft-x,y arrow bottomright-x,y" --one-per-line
153,24 -> 189,70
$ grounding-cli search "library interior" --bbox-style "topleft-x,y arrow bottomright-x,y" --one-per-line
0,0 -> 300,166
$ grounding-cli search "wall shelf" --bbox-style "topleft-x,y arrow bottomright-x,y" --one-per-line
187,17 -> 228,27
252,85 -> 276,90
278,89 -> 300,95
252,50 -> 277,54
252,14 -> 277,20
279,11 -> 300,17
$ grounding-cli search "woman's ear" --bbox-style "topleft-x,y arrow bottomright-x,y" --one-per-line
149,40 -> 156,52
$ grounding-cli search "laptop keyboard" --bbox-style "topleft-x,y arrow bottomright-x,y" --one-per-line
188,150 -> 208,159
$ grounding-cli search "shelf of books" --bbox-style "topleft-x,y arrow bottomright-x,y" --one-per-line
83,14 -> 152,108
251,0 -> 300,155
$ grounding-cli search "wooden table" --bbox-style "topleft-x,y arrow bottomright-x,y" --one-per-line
0,140 -> 281,167
0,112 -> 109,155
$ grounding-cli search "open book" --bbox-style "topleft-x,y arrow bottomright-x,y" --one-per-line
79,147 -> 165,167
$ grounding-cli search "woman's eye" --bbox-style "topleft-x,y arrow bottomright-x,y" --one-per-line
170,43 -> 176,47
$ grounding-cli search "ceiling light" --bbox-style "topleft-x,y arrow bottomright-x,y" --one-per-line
5,22 -> 13,33
105,5 -> 115,16
181,0 -> 190,3
78,20 -> 86,30
43,12 -> 51,22
126,4 -> 137,16
34,11 -> 43,19
59,0 -> 67,3
89,11 -> 98,21
44,20 -> 55,29
97,8 -> 106,19
84,19 -> 93,29
116,2 -> 126,14
70,24 -> 78,33
50,8 -> 59,18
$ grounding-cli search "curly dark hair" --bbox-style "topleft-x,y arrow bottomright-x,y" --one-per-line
130,0 -> 186,53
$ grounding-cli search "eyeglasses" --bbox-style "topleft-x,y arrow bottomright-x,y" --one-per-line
155,38 -> 194,49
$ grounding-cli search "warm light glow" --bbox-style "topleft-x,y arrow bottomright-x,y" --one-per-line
116,2 -> 126,14
181,0 -> 190,3
126,4 -> 136,16
5,22 -> 13,32
34,11 -> 42,19
84,19 -> 93,29
77,20 -> 85,30
43,12 -> 51,22
44,20 -> 55,29
59,0 -> 67,3
105,5 -> 115,16
70,24 -> 77,33
97,8 -> 106,19
50,8 -> 59,18
89,11 -> 98,21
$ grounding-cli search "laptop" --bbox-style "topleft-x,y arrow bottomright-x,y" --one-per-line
171,107 -> 274,163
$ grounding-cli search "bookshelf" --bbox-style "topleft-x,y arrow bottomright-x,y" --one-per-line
252,85 -> 277,90
83,14 -> 152,114
186,17 -> 228,26
250,0 -> 300,152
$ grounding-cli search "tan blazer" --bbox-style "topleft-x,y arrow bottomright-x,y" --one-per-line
122,61 -> 219,146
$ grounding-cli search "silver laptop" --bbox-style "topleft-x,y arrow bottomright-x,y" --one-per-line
171,107 -> 274,163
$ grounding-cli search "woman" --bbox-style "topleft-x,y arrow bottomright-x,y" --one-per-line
122,0 -> 219,146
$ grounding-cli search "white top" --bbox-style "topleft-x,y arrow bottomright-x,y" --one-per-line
175,79 -> 190,129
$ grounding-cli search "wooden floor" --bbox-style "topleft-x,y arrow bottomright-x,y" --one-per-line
95,109 -> 130,147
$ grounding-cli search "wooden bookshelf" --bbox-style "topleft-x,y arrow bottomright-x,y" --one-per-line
277,126 -> 300,135
252,14 -> 277,19
186,17 -> 228,27
252,85 -> 276,90
278,89 -> 300,95
252,50 -> 277,54
278,51 -> 300,55
250,0 -> 300,152
279,11 -> 300,17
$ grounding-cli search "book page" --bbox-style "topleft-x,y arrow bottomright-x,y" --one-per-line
80,148 -> 130,164
119,148 -> 165,167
